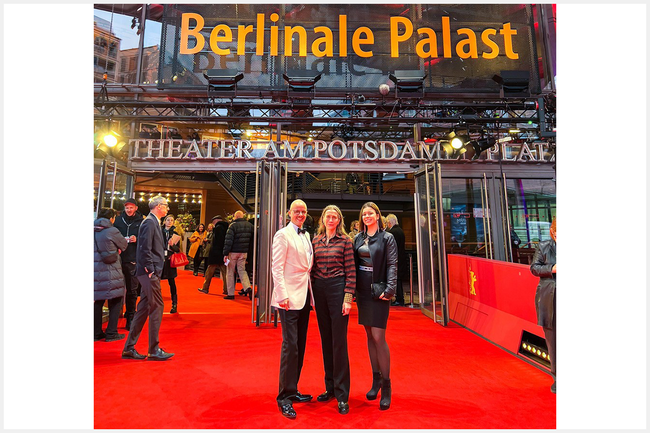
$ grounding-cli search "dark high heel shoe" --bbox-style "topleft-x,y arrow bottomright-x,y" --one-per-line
366,372 -> 382,400
170,304 -> 177,314
379,378 -> 391,410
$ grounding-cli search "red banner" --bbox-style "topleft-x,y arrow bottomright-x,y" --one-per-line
447,254 -> 546,367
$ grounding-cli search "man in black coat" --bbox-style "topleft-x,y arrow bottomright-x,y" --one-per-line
222,210 -> 254,299
198,215 -> 230,295
113,198 -> 144,330
530,219 -> 557,393
122,196 -> 174,361
386,214 -> 408,306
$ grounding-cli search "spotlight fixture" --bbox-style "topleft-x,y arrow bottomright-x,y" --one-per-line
203,69 -> 244,94
441,130 -> 470,158
492,70 -> 530,98
466,136 -> 497,160
283,70 -> 322,92
388,70 -> 426,97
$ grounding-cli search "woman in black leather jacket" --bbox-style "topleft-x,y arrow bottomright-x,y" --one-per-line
530,218 -> 556,393
353,202 -> 398,410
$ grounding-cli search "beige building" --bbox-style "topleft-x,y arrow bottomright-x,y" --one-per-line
118,45 -> 159,84
93,16 -> 121,83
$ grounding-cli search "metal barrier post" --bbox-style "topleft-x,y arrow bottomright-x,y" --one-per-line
408,253 -> 415,308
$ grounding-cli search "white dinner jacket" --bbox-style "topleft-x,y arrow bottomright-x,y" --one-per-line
270,224 -> 314,310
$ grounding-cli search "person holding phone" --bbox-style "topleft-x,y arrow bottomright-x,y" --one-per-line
122,195 -> 174,361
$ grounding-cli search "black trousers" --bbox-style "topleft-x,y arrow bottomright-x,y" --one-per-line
165,277 -> 177,305
121,261 -> 140,323
193,256 -> 206,274
313,277 -> 350,402
124,274 -> 164,354
277,292 -> 311,405
94,297 -> 123,338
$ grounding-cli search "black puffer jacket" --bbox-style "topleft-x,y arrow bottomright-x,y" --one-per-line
353,230 -> 398,297
223,218 -> 254,255
94,218 -> 128,301
530,239 -> 556,329
113,210 -> 144,263
208,220 -> 230,265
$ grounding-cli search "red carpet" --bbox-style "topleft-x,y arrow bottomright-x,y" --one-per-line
94,270 -> 555,429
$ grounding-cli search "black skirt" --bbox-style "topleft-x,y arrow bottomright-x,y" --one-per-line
356,270 -> 390,329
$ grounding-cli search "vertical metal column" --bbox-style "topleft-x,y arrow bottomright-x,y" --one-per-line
251,162 -> 260,323
432,163 -> 449,325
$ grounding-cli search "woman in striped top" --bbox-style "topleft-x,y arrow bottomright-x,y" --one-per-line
311,205 -> 356,415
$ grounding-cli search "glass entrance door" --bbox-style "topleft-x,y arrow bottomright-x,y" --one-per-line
414,163 -> 448,325
94,159 -> 135,214
253,161 -> 291,325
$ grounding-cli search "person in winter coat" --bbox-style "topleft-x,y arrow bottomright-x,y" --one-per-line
222,210 -> 254,299
161,214 -> 182,313
385,214 -> 408,306
530,218 -> 557,394
94,208 -> 128,342
112,198 -> 144,330
189,223 -> 207,276
198,216 -> 230,295
353,202 -> 398,411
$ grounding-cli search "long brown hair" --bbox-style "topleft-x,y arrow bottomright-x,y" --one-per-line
358,202 -> 384,232
316,205 -> 347,237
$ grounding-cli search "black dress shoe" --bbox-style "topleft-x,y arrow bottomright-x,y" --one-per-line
338,401 -> 349,415
224,295 -> 235,300
105,333 -> 126,342
288,392 -> 313,403
94,332 -> 106,341
147,347 -> 174,361
317,391 -> 335,402
279,402 -> 296,419
121,348 -> 145,360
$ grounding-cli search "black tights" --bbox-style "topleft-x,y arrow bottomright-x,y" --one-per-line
166,278 -> 177,305
364,325 -> 390,379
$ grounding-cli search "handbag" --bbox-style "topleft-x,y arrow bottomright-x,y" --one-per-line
170,252 -> 189,268
371,282 -> 387,300
94,233 -> 119,264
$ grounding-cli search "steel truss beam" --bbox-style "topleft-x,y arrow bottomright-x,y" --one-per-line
94,100 -> 543,129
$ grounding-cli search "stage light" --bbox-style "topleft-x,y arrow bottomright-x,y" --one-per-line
103,133 -> 118,147
203,69 -> 244,93
466,136 -> 496,160
492,70 -> 530,98
389,70 -> 426,97
283,70 -> 322,92
450,136 -> 464,150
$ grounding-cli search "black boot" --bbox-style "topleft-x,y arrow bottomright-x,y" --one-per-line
170,304 -> 177,314
379,378 -> 391,410
366,372 -> 382,400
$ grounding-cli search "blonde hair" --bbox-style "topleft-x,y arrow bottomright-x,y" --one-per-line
316,205 -> 347,237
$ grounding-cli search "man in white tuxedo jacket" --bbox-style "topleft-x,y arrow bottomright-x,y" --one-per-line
271,199 -> 314,419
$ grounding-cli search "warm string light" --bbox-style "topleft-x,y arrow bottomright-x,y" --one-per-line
99,190 -> 204,204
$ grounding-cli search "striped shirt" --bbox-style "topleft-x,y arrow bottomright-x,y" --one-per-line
311,233 -> 356,296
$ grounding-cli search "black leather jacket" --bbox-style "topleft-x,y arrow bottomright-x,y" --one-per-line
530,239 -> 556,329
353,230 -> 398,297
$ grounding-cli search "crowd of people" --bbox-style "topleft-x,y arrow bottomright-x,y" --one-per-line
93,198 -> 257,352
94,195 -> 557,417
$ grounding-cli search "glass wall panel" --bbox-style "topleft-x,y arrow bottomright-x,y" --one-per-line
506,178 -> 556,264
440,178 -> 492,258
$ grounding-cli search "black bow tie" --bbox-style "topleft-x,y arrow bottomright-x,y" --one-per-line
297,228 -> 307,235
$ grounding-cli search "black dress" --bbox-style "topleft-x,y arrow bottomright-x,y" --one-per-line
355,234 -> 391,329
